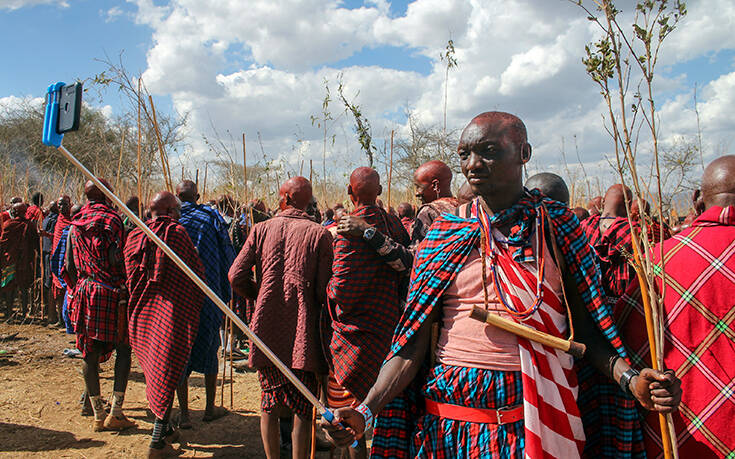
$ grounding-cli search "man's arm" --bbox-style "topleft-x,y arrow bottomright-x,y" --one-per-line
564,272 -> 681,412
320,306 -> 438,445
228,226 -> 257,299
336,215 -> 413,274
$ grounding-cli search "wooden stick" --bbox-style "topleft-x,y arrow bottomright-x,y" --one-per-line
116,128 -> 126,192
195,169 -> 199,188
631,235 -> 677,459
147,95 -> 173,192
469,306 -> 586,358
310,405 -> 317,459
242,134 -> 247,205
137,79 -> 143,218
229,314 -> 234,410
203,163 -> 209,201
309,159 -> 313,184
387,130 -> 394,210
221,315 -> 227,407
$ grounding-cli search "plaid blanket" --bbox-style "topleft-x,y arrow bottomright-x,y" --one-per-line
0,217 -> 39,289
371,190 -> 638,458
125,216 -> 205,419
179,202 -> 236,375
616,205 -> 735,458
51,214 -> 72,289
581,215 -> 636,301
326,204 -> 409,400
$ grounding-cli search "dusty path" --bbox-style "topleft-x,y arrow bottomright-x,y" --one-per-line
0,322 -> 333,458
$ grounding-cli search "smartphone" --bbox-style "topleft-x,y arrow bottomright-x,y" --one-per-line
57,82 -> 82,134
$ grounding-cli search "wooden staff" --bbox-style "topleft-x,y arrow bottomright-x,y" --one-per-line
203,163 -> 208,201
195,169 -> 199,188
23,169 -> 29,201
221,315 -> 227,407
147,95 -> 173,192
387,130 -> 394,210
242,134 -> 247,204
137,79 -> 143,218
116,128 -> 126,192
310,405 -> 317,459
469,307 -> 586,358
309,159 -> 313,184
631,237 -> 678,459
229,312 -> 234,409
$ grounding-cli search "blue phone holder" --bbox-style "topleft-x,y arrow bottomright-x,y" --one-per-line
42,81 -> 66,147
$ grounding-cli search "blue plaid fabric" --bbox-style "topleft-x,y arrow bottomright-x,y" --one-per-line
50,225 -> 75,334
411,364 -> 525,458
179,202 -> 236,375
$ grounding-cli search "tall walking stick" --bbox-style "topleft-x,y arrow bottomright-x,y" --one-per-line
42,81 -> 355,446
631,238 -> 678,459
136,79 -> 143,218
387,130 -> 394,210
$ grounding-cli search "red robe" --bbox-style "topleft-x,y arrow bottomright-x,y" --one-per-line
125,216 -> 205,419
0,217 -> 39,290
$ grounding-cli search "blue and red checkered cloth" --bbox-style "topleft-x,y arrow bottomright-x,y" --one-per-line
371,190 -> 641,458
325,204 -> 409,400
125,216 -> 205,420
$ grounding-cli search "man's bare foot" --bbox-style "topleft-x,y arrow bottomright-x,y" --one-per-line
147,442 -> 178,458
103,413 -> 137,431
202,406 -> 228,422
92,419 -> 105,432
178,413 -> 192,430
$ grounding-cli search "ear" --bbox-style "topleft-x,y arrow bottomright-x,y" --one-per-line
377,184 -> 383,196
195,193 -> 201,202
347,184 -> 354,197
520,143 -> 532,164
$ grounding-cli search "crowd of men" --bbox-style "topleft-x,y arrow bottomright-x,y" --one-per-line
0,111 -> 732,458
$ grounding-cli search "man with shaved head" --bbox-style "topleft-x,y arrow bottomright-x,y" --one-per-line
397,202 -> 415,234
125,191 -> 205,457
323,166 -> 409,456
525,172 -> 570,204
410,160 -> 459,246
65,179 -> 135,431
616,155 -> 735,457
588,196 -> 602,217
229,176 -> 333,458
0,202 -> 39,319
41,200 -> 60,324
174,179 -> 236,427
323,112 -> 680,459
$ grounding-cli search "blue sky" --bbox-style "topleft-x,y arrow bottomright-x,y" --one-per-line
2,0 -> 735,189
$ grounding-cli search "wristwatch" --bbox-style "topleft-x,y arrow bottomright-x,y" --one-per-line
362,226 -> 376,241
619,368 -> 640,395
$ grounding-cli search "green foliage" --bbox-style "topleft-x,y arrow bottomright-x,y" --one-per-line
337,77 -> 376,168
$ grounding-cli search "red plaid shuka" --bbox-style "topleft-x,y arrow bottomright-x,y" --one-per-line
125,216 -> 205,419
372,190 -> 637,458
68,202 -> 126,361
0,217 -> 39,289
325,204 -> 410,400
616,206 -> 735,459
258,366 -> 318,418
581,215 -> 636,303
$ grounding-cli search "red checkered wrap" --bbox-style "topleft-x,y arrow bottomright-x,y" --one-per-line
70,277 -> 122,361
124,216 -> 205,419
325,204 -> 409,400
616,205 -> 735,458
258,366 -> 318,418
581,215 -> 636,301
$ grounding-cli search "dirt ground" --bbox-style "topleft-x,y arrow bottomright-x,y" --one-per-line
0,320 -> 335,458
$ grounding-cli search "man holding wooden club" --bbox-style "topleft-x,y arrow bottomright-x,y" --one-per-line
322,112 -> 681,458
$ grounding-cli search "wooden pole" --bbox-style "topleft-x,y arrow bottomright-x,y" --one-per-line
137,79 -> 143,218
203,163 -> 209,201
116,128 -> 126,192
631,237 -> 677,459
221,315 -> 227,407
147,95 -> 173,192
195,169 -> 199,188
309,159 -> 313,184
229,314 -> 234,409
387,130 -> 394,210
469,306 -> 586,358
242,134 -> 247,205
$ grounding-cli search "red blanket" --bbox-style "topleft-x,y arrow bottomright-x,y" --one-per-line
617,206 -> 735,458
0,217 -> 39,289
125,216 -> 205,419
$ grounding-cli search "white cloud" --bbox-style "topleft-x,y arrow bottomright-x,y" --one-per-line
105,6 -> 124,22
0,0 -> 68,10
124,0 -> 735,191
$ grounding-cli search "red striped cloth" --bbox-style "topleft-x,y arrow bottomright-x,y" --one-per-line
475,203 -> 585,458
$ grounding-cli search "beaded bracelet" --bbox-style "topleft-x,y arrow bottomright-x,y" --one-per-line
355,402 -> 373,427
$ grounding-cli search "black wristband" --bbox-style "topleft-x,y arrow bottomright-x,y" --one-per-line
619,368 -> 640,395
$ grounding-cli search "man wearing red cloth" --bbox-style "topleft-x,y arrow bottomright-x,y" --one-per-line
617,155 -> 735,458
397,202 -> 415,235
410,160 -> 459,247
50,195 -> 72,326
323,112 -> 681,459
229,176 -> 333,459
125,191 -> 205,459
0,202 -> 39,319
66,179 -> 135,432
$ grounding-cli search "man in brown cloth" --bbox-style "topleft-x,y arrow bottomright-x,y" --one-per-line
66,179 -> 135,432
229,176 -> 333,459
0,202 -> 39,319
410,160 -> 459,247
125,191 -> 205,458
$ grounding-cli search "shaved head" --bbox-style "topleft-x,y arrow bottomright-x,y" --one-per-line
176,180 -> 199,204
150,191 -> 181,218
587,196 -> 602,216
525,172 -> 570,204
278,176 -> 313,211
457,182 -> 476,205
414,160 -> 453,204
701,155 -> 735,209
10,202 -> 27,219
57,195 -> 71,217
603,184 -> 633,218
573,207 -> 590,222
84,178 -> 112,203
397,202 -> 414,219
348,167 -> 381,206
464,112 -> 528,145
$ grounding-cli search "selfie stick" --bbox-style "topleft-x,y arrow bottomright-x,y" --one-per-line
42,82 -> 357,446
